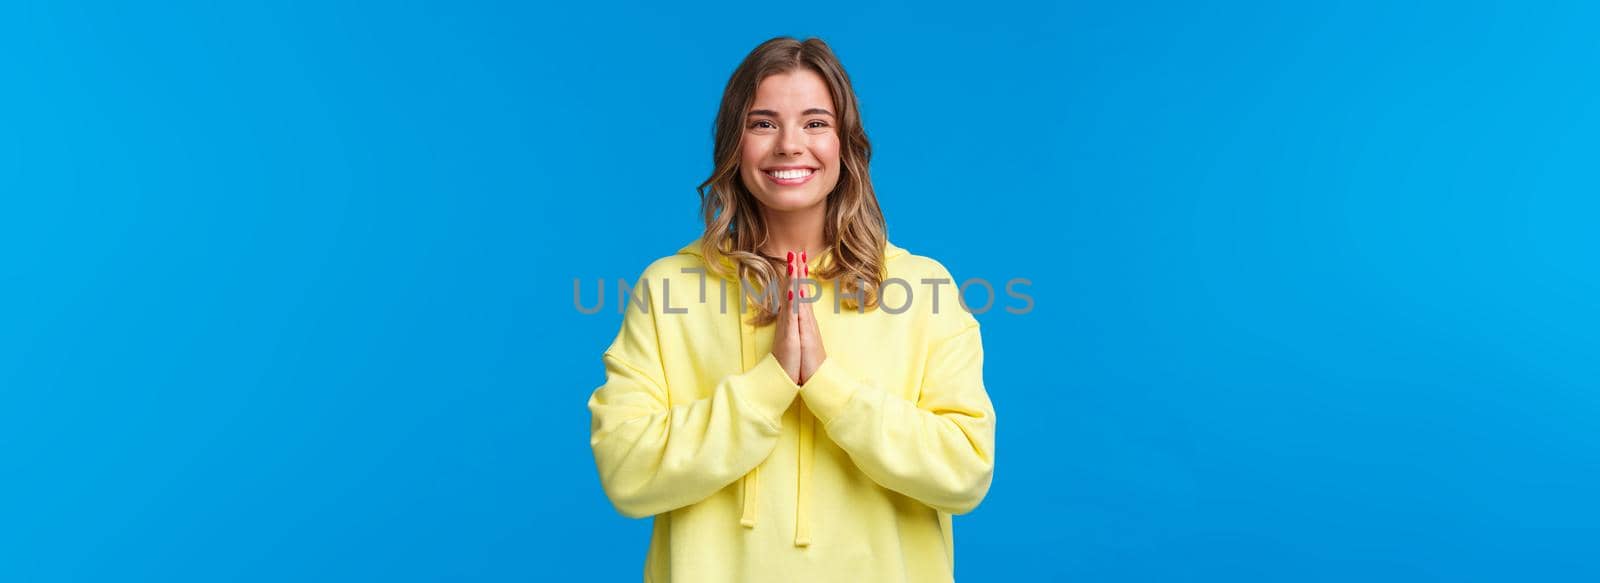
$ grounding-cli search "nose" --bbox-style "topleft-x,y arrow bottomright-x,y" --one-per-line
777,126 -> 805,157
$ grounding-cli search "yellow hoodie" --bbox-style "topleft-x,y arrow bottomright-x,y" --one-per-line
588,238 -> 997,583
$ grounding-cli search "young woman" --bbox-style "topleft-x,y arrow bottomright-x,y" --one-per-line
588,36 -> 997,582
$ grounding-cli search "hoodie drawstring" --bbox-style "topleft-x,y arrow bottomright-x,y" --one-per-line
739,291 -> 762,529
738,412 -> 812,548
794,401 -> 813,546
740,467 -> 760,527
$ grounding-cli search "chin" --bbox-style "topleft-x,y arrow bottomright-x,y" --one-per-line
761,190 -> 827,211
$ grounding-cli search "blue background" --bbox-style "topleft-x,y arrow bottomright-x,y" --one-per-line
4,1 -> 1597,581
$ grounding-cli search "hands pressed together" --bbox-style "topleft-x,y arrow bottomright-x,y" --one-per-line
772,250 -> 827,385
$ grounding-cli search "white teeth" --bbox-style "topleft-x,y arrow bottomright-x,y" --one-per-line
768,168 -> 814,180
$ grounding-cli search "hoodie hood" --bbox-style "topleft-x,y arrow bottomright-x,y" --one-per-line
675,237 -> 906,546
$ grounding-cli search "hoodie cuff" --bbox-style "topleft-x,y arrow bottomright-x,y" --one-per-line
799,357 -> 856,426
743,353 -> 803,427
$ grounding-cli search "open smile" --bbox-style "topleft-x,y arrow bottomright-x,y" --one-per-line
763,167 -> 817,186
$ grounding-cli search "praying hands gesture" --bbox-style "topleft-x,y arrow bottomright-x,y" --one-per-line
772,250 -> 827,385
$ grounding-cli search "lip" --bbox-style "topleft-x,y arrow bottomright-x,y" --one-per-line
762,166 -> 818,187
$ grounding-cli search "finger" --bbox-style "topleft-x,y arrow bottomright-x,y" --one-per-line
798,255 -> 818,330
799,287 -> 818,336
793,298 -> 804,340
803,250 -> 814,307
795,251 -> 807,317
785,250 -> 797,304
785,251 -> 801,330
796,286 -> 807,328
800,249 -> 812,305
800,251 -> 811,316
777,284 -> 792,332
800,288 -> 821,343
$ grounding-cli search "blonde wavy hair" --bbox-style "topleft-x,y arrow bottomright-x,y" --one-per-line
697,36 -> 887,326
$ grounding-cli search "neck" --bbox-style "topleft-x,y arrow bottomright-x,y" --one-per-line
759,204 -> 826,258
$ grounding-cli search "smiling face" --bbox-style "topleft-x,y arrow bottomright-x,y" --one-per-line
739,69 -> 841,214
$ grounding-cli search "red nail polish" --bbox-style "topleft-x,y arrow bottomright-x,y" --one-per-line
787,251 -> 794,262
801,251 -> 807,263
787,264 -> 793,275
788,290 -> 794,301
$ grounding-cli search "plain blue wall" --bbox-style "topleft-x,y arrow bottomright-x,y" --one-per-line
3,1 -> 1596,581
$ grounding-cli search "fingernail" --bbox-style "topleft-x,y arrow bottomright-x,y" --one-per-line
787,251 -> 794,262
787,263 -> 793,275
801,251 -> 807,263
788,290 -> 793,301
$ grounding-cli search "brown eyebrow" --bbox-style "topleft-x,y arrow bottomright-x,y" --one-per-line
747,108 -> 835,118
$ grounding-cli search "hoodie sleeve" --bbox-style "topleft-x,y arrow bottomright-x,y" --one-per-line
798,265 -> 997,515
588,267 -> 801,518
